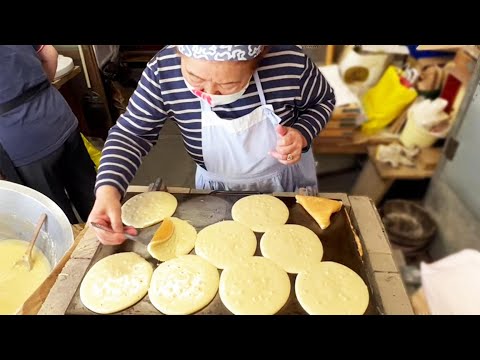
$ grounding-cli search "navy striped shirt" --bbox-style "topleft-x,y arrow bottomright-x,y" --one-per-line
96,45 -> 336,196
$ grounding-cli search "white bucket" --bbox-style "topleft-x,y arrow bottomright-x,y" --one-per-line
400,109 -> 448,148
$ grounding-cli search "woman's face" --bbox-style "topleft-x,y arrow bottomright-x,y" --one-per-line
180,55 -> 255,95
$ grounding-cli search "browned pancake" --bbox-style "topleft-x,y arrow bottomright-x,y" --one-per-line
295,195 -> 343,230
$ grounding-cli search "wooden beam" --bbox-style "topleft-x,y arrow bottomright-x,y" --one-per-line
325,45 -> 335,65
81,45 -> 113,130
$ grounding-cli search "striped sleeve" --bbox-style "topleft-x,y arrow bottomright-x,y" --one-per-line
95,60 -> 167,197
291,54 -> 336,151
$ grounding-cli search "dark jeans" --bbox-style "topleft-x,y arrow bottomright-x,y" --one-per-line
15,129 -> 97,224
0,142 -> 23,184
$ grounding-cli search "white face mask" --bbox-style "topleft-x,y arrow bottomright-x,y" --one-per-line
184,78 -> 249,107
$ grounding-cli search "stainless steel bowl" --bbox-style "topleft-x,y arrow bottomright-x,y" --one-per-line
0,180 -> 74,268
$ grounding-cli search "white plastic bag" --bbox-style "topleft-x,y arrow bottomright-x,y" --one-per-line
421,249 -> 480,315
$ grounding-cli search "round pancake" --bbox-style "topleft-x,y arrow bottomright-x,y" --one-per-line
260,224 -> 323,274
121,191 -> 177,228
219,256 -> 290,315
194,220 -> 257,269
231,195 -> 289,233
147,217 -> 197,262
295,261 -> 369,315
148,255 -> 219,315
80,252 -> 153,314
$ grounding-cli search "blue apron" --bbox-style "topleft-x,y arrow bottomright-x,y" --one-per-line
195,71 -> 317,193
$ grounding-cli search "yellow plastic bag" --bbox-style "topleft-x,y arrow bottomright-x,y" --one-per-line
81,133 -> 101,172
361,66 -> 417,135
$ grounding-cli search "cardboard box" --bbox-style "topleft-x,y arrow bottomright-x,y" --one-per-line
330,103 -> 364,125
451,47 -> 480,83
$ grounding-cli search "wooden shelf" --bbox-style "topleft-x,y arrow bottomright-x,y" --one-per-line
121,51 -> 157,63
313,130 -> 368,155
352,145 -> 443,204
52,66 -> 81,89
313,142 -> 367,154
368,146 -> 442,180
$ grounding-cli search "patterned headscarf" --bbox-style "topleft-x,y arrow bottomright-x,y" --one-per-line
176,45 -> 264,61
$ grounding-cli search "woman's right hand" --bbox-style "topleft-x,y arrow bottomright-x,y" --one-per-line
87,185 -> 138,245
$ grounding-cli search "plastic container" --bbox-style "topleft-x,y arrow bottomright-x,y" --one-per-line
54,55 -> 74,80
0,180 -> 74,268
400,108 -> 448,148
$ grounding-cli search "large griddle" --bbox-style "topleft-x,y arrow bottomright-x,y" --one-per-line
66,192 -> 381,315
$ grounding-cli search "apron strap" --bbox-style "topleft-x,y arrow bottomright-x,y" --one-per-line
253,71 -> 267,106
200,99 -> 212,112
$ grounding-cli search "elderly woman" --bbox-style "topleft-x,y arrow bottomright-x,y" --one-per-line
89,45 -> 336,244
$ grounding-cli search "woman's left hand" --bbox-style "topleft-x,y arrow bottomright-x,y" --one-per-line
269,125 -> 307,165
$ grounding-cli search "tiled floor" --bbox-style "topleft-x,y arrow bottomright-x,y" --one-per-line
131,121 -> 196,188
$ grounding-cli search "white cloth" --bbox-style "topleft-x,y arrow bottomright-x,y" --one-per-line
421,249 -> 480,315
177,45 -> 263,61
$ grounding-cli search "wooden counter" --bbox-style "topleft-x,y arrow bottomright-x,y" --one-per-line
52,66 -> 81,90
38,189 -> 413,315
367,146 -> 441,180
313,130 -> 368,155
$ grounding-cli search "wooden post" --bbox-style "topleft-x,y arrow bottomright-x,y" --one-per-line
326,45 -> 335,65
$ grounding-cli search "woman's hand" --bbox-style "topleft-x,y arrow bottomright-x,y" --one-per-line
87,185 -> 137,245
269,125 -> 307,165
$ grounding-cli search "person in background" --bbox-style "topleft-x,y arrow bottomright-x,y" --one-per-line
0,45 -> 97,224
89,45 -> 336,244
0,142 -> 22,183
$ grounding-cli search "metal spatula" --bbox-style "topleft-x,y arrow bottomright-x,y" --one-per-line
90,219 -> 174,246
90,222 -> 146,244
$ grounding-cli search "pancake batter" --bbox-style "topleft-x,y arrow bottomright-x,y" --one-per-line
0,239 -> 51,314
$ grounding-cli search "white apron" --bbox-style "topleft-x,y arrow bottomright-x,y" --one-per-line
195,71 -> 317,193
